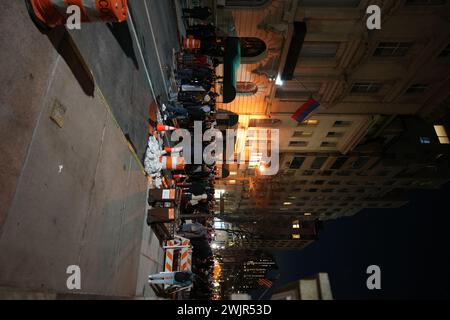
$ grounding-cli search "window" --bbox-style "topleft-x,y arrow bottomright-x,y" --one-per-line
293,131 -> 313,138
331,157 -> 348,169
420,137 -> 431,144
327,131 -> 345,138
292,234 -> 301,240
321,141 -> 337,148
352,156 -> 370,169
434,125 -> 450,144
240,37 -> 267,58
405,84 -> 429,94
290,156 -> 306,169
350,82 -> 382,94
311,157 -> 328,169
333,120 -> 353,127
439,44 -> 450,57
300,42 -> 339,58
373,42 -> 412,57
236,82 -> 258,96
292,220 -> 300,229
405,0 -> 446,5
299,119 -> 319,126
289,141 -> 308,147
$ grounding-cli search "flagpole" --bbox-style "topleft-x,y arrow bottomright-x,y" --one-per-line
257,287 -> 271,300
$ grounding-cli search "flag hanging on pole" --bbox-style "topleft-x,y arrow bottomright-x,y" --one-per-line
291,98 -> 321,123
258,278 -> 273,289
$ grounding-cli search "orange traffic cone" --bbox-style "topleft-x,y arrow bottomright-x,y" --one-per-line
26,0 -> 128,30
157,124 -> 177,132
164,147 -> 183,153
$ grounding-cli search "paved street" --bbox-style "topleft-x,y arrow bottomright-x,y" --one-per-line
69,0 -> 181,160
0,0 -> 180,298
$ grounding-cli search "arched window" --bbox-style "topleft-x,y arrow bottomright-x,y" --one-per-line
236,81 -> 259,96
240,37 -> 267,58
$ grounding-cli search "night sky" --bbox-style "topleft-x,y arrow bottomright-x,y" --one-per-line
258,182 -> 450,300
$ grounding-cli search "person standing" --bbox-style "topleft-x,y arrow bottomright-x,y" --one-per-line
183,7 -> 212,21
148,270 -> 195,287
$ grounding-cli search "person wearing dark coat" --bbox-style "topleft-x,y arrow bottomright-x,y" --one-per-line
183,7 -> 212,20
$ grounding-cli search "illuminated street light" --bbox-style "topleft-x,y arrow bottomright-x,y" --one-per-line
275,74 -> 284,86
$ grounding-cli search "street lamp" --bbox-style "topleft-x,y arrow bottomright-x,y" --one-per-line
275,74 -> 284,86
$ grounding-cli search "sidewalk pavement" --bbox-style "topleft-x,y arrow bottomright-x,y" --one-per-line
0,1 -> 162,299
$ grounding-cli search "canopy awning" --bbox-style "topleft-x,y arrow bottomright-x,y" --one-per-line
222,37 -> 241,104
281,21 -> 307,81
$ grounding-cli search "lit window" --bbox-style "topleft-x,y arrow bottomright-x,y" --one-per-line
293,131 -> 313,137
292,220 -> 300,229
292,234 -> 301,239
284,202 -> 293,206
304,212 -> 312,216
299,119 -> 319,126
236,81 -> 258,96
434,125 -> 450,144
230,171 -> 238,175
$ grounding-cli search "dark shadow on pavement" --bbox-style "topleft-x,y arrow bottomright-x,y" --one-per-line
107,22 -> 139,70
47,26 -> 95,97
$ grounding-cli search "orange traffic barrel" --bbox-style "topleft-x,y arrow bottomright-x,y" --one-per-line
26,0 -> 128,29
183,37 -> 201,50
160,156 -> 185,171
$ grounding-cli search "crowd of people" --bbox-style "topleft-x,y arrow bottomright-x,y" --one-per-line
160,7 -> 220,300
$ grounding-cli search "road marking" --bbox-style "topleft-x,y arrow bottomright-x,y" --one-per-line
143,0 -> 170,98
127,11 -> 158,102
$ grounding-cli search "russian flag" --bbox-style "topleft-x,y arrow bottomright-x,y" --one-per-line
291,98 -> 321,123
